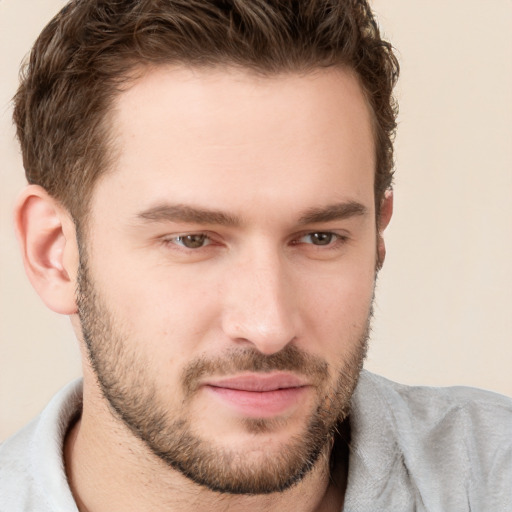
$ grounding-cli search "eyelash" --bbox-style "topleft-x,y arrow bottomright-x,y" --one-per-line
292,232 -> 348,248
162,231 -> 348,251
169,233 -> 214,249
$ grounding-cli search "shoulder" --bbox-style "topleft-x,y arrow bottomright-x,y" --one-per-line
356,370 -> 512,465
359,370 -> 512,435
0,380 -> 82,512
347,371 -> 512,511
361,369 -> 512,410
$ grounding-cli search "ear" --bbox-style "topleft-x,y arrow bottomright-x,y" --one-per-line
14,185 -> 79,315
377,189 -> 394,268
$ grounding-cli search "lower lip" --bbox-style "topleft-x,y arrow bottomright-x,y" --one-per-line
204,385 -> 309,418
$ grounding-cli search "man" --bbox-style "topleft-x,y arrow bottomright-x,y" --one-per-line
1,0 -> 510,511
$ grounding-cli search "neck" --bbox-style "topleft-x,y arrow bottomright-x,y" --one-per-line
64,384 -> 348,512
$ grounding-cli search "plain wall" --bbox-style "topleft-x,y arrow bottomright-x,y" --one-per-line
1,0 -> 511,441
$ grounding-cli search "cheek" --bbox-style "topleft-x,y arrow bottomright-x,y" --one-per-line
92,252 -> 222,357
306,275 -> 374,329
297,253 -> 376,352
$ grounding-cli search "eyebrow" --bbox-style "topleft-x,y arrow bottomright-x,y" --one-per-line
297,201 -> 368,224
135,200 -> 368,227
136,204 -> 241,226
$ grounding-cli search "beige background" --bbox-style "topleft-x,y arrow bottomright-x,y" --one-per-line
1,0 -> 511,441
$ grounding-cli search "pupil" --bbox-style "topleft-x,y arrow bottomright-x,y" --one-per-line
313,233 -> 332,245
182,234 -> 206,248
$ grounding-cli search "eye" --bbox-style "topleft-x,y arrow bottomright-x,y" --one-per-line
299,232 -> 341,246
173,234 -> 211,249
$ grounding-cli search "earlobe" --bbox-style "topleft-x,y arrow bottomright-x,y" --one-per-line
377,189 -> 394,269
15,185 -> 79,315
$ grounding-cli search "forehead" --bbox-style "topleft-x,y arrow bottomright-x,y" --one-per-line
95,65 -> 376,221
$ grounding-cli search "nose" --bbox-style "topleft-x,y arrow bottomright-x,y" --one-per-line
221,248 -> 301,355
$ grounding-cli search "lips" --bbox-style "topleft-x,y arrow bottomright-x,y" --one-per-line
205,373 -> 308,392
202,373 -> 310,418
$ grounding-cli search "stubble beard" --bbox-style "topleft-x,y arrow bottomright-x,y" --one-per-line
76,257 -> 371,495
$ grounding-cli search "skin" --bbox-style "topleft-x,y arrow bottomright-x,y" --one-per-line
15,65 -> 393,511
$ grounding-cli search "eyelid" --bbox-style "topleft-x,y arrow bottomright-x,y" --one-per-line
291,230 -> 349,245
159,229 -> 350,252
161,231 -> 217,249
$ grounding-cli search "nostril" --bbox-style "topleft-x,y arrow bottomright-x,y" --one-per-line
223,317 -> 298,355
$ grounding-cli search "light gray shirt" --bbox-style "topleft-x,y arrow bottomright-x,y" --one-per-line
1,371 -> 511,511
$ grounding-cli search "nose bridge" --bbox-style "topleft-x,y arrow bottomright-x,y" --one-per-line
221,242 -> 299,354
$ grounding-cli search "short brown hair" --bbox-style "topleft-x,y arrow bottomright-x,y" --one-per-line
13,0 -> 399,222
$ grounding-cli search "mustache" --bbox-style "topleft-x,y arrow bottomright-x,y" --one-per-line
181,345 -> 329,396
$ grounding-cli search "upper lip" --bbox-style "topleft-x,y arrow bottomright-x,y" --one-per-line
203,373 -> 309,392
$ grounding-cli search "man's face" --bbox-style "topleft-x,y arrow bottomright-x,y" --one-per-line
77,66 -> 379,493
